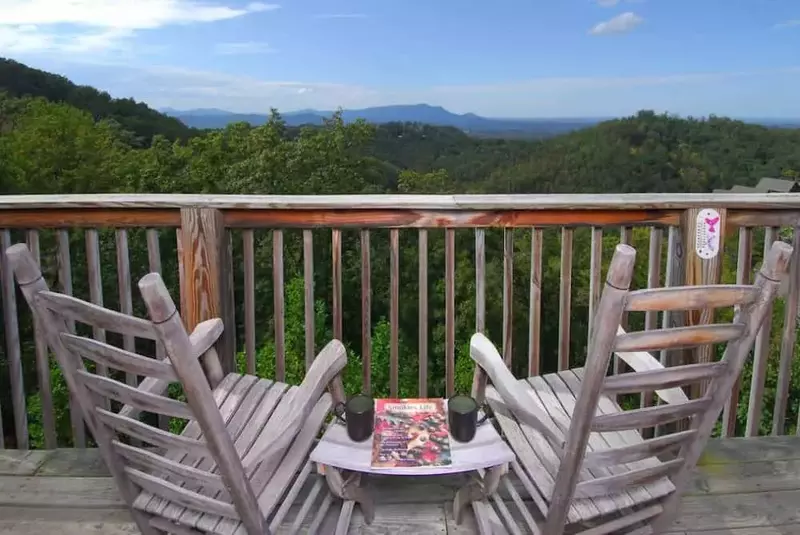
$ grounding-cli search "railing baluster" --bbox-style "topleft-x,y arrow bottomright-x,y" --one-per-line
26,230 -> 57,448
243,230 -> 256,375
85,230 -> 107,377
146,229 -> 164,364
558,227 -> 574,370
176,229 -> 186,319
655,225 -> 682,437
746,226 -> 778,437
475,228 -> 485,333
445,228 -> 455,396
1,229 -> 28,449
224,229 -> 236,361
332,229 -> 342,341
641,227 -> 663,436
418,229 -> 427,397
303,230 -> 314,372
58,229 -> 85,448
616,226 -> 633,375
503,228 -> 513,367
645,227 -> 663,334
588,227 -> 603,343
145,228 -> 169,430
273,229 -> 285,382
798,401 -> 800,437
528,228 -> 543,376
115,229 -> 137,387
361,230 -> 371,394
722,227 -> 752,437
390,229 -> 400,397
115,229 -> 138,448
773,226 -> 800,435
85,229 -> 114,414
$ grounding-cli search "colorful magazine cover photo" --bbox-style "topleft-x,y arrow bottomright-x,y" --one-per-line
371,398 -> 452,468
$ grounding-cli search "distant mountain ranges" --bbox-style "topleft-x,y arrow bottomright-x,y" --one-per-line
162,104 -> 800,140
161,104 -> 609,139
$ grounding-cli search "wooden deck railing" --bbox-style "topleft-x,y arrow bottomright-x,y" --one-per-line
1,193 -> 800,450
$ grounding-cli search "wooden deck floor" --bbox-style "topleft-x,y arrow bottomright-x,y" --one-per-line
0,436 -> 799,534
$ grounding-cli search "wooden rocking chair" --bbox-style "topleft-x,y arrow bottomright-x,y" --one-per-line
7,243 -> 373,534
467,241 -> 792,534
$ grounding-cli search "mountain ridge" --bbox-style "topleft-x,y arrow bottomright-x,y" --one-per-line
162,104 -> 608,139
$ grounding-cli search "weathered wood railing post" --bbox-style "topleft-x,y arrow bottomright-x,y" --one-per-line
681,207 -> 726,400
746,226 -> 780,436
179,207 -> 237,375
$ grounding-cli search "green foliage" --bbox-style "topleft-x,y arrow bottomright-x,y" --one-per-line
487,110 -> 800,194
3,62 -> 800,446
0,59 -> 195,144
25,359 -> 73,448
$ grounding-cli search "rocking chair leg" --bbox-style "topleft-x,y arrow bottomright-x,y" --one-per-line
323,465 -> 375,527
453,464 -> 507,525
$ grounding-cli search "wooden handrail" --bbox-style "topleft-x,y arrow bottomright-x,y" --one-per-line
0,192 -> 798,210
0,193 -> 798,451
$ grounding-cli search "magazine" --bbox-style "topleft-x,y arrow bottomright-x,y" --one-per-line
370,398 -> 452,468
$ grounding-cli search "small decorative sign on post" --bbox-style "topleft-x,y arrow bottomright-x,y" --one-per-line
695,208 -> 722,259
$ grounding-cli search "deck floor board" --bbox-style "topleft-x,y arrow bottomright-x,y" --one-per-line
0,436 -> 799,534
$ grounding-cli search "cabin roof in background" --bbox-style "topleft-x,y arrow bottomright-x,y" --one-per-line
715,177 -> 800,194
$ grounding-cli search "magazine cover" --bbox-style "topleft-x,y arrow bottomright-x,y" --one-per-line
371,398 -> 452,468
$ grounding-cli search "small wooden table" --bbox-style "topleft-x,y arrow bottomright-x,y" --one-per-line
310,408 -> 515,529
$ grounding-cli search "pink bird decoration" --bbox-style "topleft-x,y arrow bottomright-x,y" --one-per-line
705,216 -> 720,233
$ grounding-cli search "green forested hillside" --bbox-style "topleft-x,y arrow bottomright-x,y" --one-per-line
487,111 -> 800,193
2,65 -> 800,448
0,59 -> 196,145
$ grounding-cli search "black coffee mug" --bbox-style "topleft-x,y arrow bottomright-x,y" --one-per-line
447,395 -> 488,443
334,394 -> 375,442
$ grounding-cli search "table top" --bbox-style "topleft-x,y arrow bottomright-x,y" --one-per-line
309,414 -> 515,476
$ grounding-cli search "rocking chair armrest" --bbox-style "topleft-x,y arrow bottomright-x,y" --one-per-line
189,318 -> 224,360
188,318 -> 225,388
614,326 -> 689,405
240,340 -> 347,471
470,333 -> 567,448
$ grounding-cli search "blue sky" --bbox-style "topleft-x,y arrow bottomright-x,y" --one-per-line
1,0 -> 799,117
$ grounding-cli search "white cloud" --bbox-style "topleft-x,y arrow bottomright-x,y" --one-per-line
116,64 -> 381,112
213,41 -> 275,55
0,25 -> 134,53
775,20 -> 800,29
589,12 -> 643,35
314,13 -> 367,19
0,0 -> 279,29
0,1 -> 279,54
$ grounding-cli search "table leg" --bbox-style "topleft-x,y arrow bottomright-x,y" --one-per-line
322,464 -> 375,526
453,464 -> 507,525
